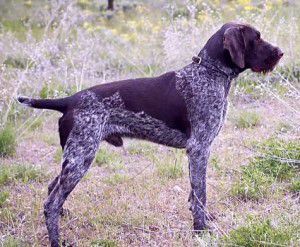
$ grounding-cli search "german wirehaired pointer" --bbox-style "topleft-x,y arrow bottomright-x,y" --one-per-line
18,22 -> 283,246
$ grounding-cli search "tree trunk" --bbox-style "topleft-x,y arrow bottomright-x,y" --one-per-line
107,0 -> 114,10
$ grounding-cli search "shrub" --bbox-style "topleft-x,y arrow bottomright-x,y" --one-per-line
0,126 -> 16,157
234,111 -> 261,129
0,165 -> 45,185
224,219 -> 293,247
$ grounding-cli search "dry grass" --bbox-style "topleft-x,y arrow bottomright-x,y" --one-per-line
0,0 -> 300,246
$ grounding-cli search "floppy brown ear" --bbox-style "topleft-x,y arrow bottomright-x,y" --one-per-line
223,27 -> 245,68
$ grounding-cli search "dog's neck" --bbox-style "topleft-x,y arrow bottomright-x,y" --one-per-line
195,50 -> 240,79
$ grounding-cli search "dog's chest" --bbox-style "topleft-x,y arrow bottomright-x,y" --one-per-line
175,64 -> 230,127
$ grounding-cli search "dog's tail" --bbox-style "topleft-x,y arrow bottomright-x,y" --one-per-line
17,96 -> 69,113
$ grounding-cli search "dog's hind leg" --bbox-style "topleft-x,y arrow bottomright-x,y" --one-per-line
44,91 -> 108,247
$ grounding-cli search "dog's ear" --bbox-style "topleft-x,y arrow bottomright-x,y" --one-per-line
223,27 -> 245,68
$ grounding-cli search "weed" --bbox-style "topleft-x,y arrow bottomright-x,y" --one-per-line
95,148 -> 123,170
290,178 -> 300,194
232,138 -> 300,200
90,239 -> 118,247
127,142 -> 157,158
1,236 -> 27,247
234,111 -> 261,129
0,126 -> 16,157
0,164 -> 45,185
103,173 -> 128,185
232,165 -> 274,201
276,122 -> 293,133
95,148 -> 116,166
0,191 -> 9,207
28,117 -> 43,131
155,150 -> 184,180
54,148 -> 63,163
224,219 -> 294,247
252,138 -> 300,181
3,56 -> 35,69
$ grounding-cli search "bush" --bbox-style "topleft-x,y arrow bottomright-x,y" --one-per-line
234,111 -> 261,129
224,219 -> 293,247
0,126 -> 16,157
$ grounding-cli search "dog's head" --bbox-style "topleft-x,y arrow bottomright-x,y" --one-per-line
203,22 -> 283,73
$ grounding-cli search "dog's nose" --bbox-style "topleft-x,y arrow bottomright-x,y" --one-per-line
276,48 -> 284,58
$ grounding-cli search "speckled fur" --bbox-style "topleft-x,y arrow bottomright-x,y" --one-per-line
176,50 -> 238,230
44,91 -> 189,246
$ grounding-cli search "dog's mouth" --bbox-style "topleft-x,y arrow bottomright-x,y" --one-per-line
251,54 -> 283,74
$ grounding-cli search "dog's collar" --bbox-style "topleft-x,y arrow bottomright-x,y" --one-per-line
192,51 -> 239,79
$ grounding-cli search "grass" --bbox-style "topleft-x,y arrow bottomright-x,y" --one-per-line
224,218 -> 295,247
0,191 -> 9,207
154,150 -> 185,180
290,178 -> 300,194
0,126 -> 16,157
0,164 -> 45,186
103,173 -> 128,185
90,239 -> 118,247
233,111 -> 261,129
95,148 -> 124,171
1,236 -> 26,247
0,0 -> 299,246
232,138 -> 300,200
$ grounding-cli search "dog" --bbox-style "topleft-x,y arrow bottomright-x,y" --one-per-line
18,22 -> 283,246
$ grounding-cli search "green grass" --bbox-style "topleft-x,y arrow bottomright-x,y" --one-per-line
232,138 -> 300,200
234,111 -> 261,129
290,178 -> 300,194
103,173 -> 128,185
224,219 -> 294,247
90,239 -> 118,247
127,142 -> 157,157
0,126 -> 16,157
232,165 -> 274,200
95,148 -> 123,170
252,138 -> 300,181
0,191 -> 9,207
0,164 -> 45,186
54,148 -> 63,163
155,150 -> 185,180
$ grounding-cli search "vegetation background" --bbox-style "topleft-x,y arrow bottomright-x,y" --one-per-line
0,0 -> 299,246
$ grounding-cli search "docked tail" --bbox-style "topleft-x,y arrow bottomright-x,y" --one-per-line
17,96 -> 69,113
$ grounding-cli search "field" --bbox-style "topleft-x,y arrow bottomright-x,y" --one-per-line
0,0 -> 299,246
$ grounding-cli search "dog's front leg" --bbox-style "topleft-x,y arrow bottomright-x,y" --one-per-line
187,136 -> 211,231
